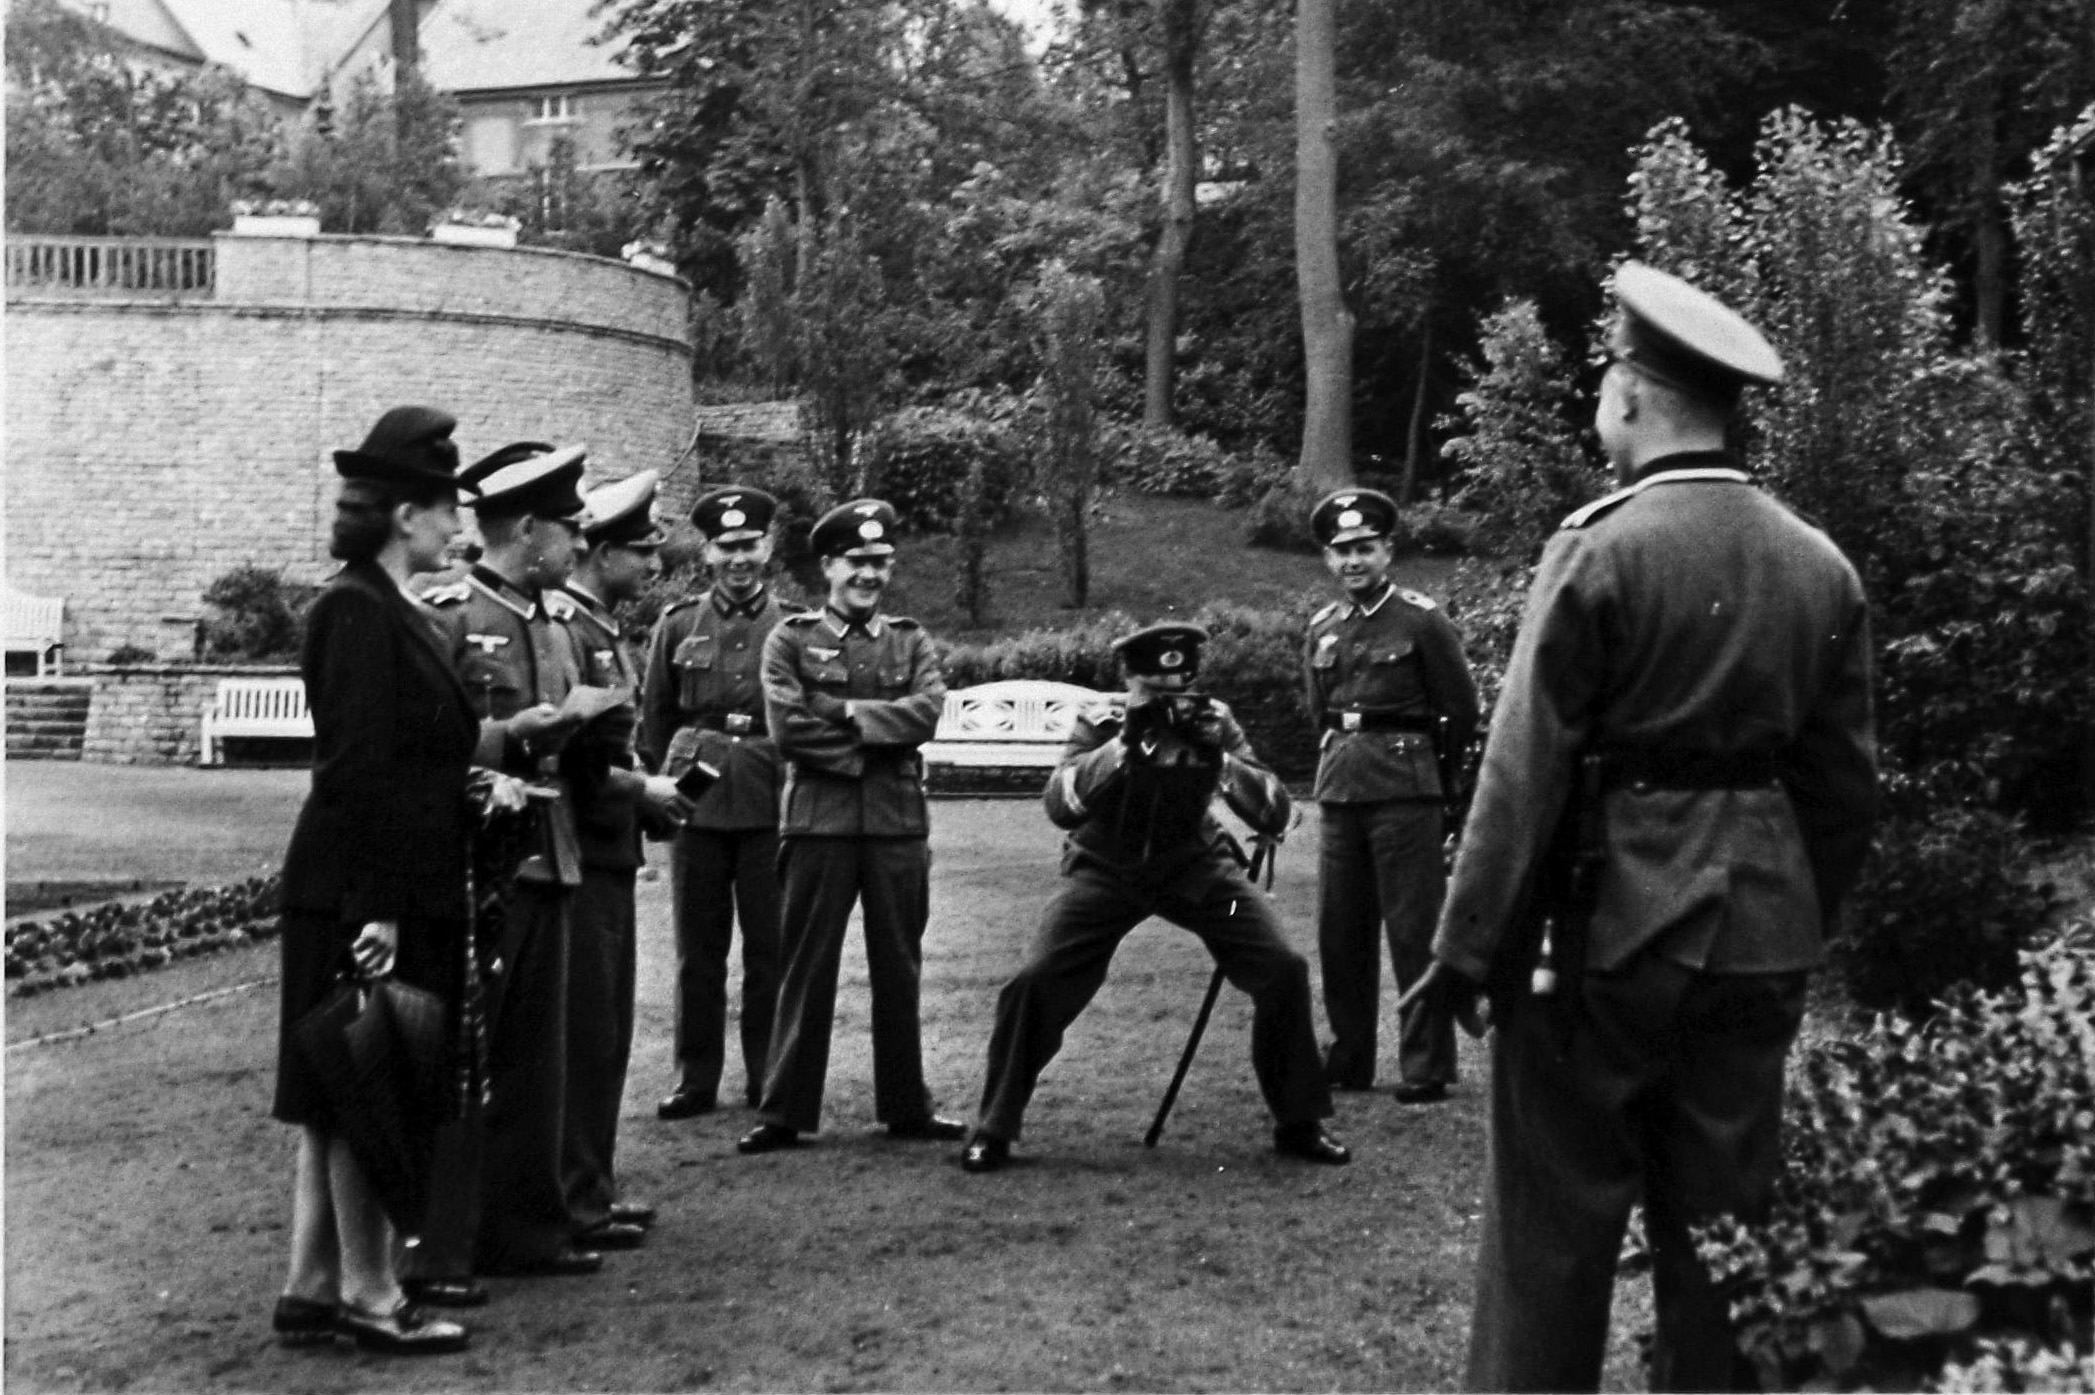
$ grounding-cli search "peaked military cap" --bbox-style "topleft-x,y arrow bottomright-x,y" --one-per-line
1612,261 -> 1785,406
810,498 -> 899,558
691,485 -> 778,544
581,469 -> 666,548
468,442 -> 587,520
1113,621 -> 1207,678
1311,488 -> 1399,547
332,405 -> 478,494
461,440 -> 555,492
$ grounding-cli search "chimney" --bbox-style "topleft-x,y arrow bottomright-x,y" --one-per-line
389,0 -> 420,74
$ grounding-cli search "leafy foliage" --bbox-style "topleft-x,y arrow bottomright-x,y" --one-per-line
1689,940 -> 2095,1392
858,406 -> 1027,536
1441,298 -> 1606,561
7,877 -> 284,996
1102,422 -> 1288,507
1035,262 -> 1107,608
200,566 -> 310,663
270,72 -> 464,236
1834,803 -> 2059,1017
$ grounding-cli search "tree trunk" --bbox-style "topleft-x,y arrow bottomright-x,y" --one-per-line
1294,0 -> 1353,489
1143,0 -> 1198,430
1973,197 -> 2007,350
1399,315 -> 1432,503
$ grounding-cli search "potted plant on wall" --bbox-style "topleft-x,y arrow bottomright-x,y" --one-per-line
228,199 -> 321,237
621,238 -> 677,276
431,209 -> 523,249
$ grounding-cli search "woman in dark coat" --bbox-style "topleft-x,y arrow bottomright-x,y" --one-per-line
270,406 -> 482,1356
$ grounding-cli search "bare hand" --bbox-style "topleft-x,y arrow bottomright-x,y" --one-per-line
351,920 -> 399,979
484,772 -> 532,814
1398,959 -> 1490,1039
639,774 -> 697,826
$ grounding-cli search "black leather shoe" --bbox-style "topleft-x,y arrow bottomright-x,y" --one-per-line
272,1295 -> 338,1347
887,1114 -> 967,1141
481,1248 -> 603,1277
960,1135 -> 1011,1173
1391,1081 -> 1449,1104
610,1201 -> 657,1228
736,1122 -> 802,1154
658,1087 -> 717,1120
402,1278 -> 489,1309
1274,1122 -> 1352,1165
334,1301 -> 469,1355
575,1220 -> 647,1251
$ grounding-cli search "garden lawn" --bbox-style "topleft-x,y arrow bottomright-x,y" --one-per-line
4,763 -> 1659,1392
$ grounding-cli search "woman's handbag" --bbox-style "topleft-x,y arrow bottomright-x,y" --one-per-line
291,970 -> 451,1234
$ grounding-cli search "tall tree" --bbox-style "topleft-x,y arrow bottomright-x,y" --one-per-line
1143,0 -> 1199,427
1293,0 -> 1351,487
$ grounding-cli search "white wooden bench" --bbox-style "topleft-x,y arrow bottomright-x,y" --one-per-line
922,679 -> 1112,774
4,585 -> 66,676
199,676 -> 312,764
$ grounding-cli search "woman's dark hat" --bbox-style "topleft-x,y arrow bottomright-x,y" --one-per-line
1113,622 -> 1207,677
332,406 -> 478,495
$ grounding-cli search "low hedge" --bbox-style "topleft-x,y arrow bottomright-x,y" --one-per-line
6,876 -> 283,996
1687,934 -> 2095,1391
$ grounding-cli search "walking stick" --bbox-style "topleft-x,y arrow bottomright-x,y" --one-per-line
1144,837 -> 1274,1148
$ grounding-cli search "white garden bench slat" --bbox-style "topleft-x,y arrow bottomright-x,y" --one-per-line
4,585 -> 66,675
199,676 -> 312,765
922,679 -> 1112,772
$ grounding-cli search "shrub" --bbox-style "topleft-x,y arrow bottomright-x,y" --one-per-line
1832,802 -> 2059,1019
1102,422 -> 1288,507
1391,501 -> 1480,558
200,565 -> 309,662
6,876 -> 284,995
859,406 -> 1028,536
1246,477 -> 1323,553
1438,558 -> 1533,714
104,643 -> 156,666
1687,939 -> 2095,1392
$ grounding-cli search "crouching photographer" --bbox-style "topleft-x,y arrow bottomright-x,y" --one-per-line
958,621 -> 1349,1174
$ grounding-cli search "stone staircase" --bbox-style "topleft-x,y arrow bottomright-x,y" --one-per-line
6,678 -> 92,760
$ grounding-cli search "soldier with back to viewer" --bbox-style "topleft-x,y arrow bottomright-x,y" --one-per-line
1403,262 -> 1879,1391
1303,487 -> 1480,1102
639,485 -> 801,1120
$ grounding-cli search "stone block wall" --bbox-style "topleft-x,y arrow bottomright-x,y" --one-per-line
81,663 -> 297,765
6,233 -> 694,663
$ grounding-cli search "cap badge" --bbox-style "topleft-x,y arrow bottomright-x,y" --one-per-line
1337,494 -> 1357,507
855,503 -> 880,516
720,494 -> 741,506
1159,650 -> 1184,669
859,520 -> 885,541
1337,508 -> 1363,530
721,508 -> 747,528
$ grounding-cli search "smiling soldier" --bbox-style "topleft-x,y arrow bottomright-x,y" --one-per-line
736,499 -> 967,1154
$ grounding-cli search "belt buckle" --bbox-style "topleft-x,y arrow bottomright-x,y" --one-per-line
725,713 -> 753,735
1341,711 -> 1362,733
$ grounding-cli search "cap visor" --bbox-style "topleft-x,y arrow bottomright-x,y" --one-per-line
1324,525 -> 1385,547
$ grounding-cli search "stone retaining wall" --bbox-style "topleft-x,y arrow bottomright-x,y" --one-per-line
81,663 -> 298,766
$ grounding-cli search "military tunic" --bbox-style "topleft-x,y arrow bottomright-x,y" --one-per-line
414,564 -> 586,1276
754,606 -> 949,1134
1434,455 -> 1877,1391
550,582 -> 644,1235
1304,583 -> 1480,1090
972,701 -> 1334,1145
639,585 -> 798,1107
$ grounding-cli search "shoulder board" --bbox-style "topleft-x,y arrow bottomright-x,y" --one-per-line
782,610 -> 823,626
1207,696 -> 1235,718
1310,601 -> 1341,627
423,582 -> 471,606
1561,482 -> 1640,530
1397,588 -> 1437,611
543,592 -> 578,620
661,597 -> 700,616
886,615 -> 920,630
1083,698 -> 1127,726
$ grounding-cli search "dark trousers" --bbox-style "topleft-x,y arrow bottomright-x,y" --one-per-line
562,867 -> 636,1233
412,883 -> 575,1275
1464,957 -> 1807,1392
1317,800 -> 1453,1089
670,825 -> 782,1106
974,857 -> 1333,1143
755,836 -> 938,1134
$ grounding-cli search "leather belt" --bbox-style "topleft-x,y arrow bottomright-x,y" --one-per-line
1602,747 -> 1783,790
1323,710 -> 1436,735
691,711 -> 766,737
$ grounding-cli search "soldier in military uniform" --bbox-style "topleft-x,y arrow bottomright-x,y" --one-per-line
640,486 -> 799,1121
959,622 -> 1351,1174
551,468 -> 693,1253
1406,263 -> 1878,1390
411,442 -> 621,1296
736,499 -> 967,1153
1304,488 -> 1480,1101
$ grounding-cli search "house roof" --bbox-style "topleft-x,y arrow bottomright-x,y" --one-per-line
422,0 -> 635,94
57,0 -> 391,99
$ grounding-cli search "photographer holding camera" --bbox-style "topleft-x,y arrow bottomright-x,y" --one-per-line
960,622 -> 1349,1173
